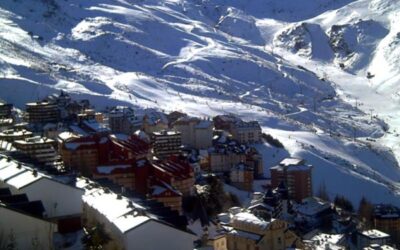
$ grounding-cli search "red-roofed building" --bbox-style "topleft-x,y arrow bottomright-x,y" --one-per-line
59,133 -> 151,177
93,165 -> 135,190
150,181 -> 183,214
107,135 -> 151,164
151,157 -> 195,196
58,134 -> 105,176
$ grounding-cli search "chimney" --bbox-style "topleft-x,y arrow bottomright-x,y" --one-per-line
127,201 -> 134,208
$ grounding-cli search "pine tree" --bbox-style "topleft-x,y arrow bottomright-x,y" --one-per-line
82,223 -> 111,250
334,195 -> 354,212
358,196 -> 373,229
317,181 -> 329,201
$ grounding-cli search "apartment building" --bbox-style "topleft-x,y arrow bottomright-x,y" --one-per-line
230,163 -> 254,191
25,101 -> 60,124
151,130 -> 182,159
373,204 -> 400,246
13,136 -> 63,169
270,158 -> 313,202
172,116 -> 213,149
108,106 -> 142,135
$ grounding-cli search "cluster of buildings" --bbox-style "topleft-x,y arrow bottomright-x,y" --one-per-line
1,93 -> 400,250
0,94 -> 268,249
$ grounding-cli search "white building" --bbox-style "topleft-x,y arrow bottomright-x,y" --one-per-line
0,156 -> 84,218
108,106 -> 142,135
173,117 -> 214,149
229,120 -> 262,144
0,203 -> 58,250
77,178 -> 196,250
304,231 -> 346,250
358,229 -> 392,249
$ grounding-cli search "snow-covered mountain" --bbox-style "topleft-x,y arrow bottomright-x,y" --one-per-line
1,0 -> 400,207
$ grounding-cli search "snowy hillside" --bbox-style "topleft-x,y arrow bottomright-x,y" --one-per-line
1,0 -> 400,207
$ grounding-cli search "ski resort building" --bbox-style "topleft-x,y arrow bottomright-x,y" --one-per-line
0,196 -> 58,250
373,204 -> 400,246
78,178 -> 196,250
151,130 -> 182,159
270,158 -> 313,202
220,208 -> 304,250
0,129 -> 33,142
108,106 -> 141,135
13,136 -> 63,169
230,163 -> 254,191
0,156 -> 84,232
172,116 -> 214,149
229,120 -> 262,144
25,101 -> 60,124
357,229 -> 392,249
0,103 -> 13,119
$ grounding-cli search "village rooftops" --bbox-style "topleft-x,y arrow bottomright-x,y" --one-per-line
143,109 -> 168,125
309,232 -> 345,246
210,137 -> 248,154
0,155 -> 83,193
227,228 -> 263,241
26,101 -> 57,107
151,181 -> 182,197
0,129 -> 32,137
187,219 -> 226,240
360,229 -> 390,239
57,131 -> 80,142
76,177 -> 192,234
96,165 -> 132,175
81,119 -> 109,133
14,136 -> 55,145
0,118 -> 13,125
152,130 -> 180,136
296,197 -> 332,216
109,106 -> 135,118
69,125 -> 89,136
80,184 -> 149,229
152,158 -> 193,180
271,157 -> 311,172
280,158 -> 305,166
232,211 -> 273,230
364,245 -> 396,250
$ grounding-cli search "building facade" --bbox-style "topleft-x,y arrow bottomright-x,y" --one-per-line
270,158 -> 312,202
172,117 -> 213,149
151,130 -> 182,159
229,121 -> 262,144
0,103 -> 13,119
25,101 -> 60,124
230,163 -> 254,191
223,210 -> 304,250
108,106 -> 141,135
373,204 -> 400,246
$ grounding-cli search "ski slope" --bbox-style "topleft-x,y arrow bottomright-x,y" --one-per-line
1,0 -> 400,206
